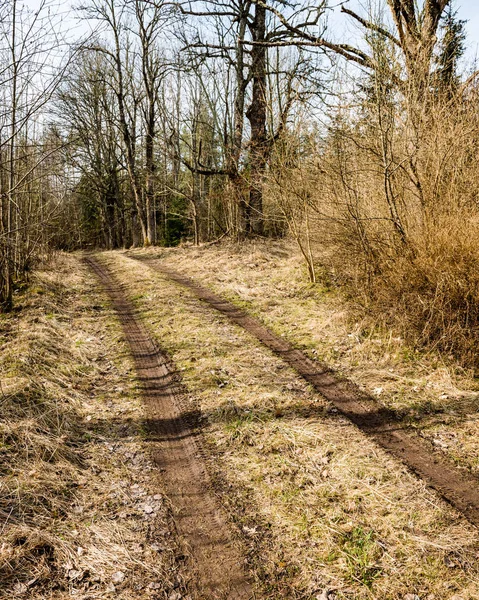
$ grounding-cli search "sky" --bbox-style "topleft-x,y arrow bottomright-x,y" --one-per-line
328,0 -> 479,67
450,0 -> 479,62
22,0 -> 479,67
453,0 -> 479,39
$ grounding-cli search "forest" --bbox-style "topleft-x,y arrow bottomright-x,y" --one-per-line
1,0 -> 478,363
3,1 -> 479,599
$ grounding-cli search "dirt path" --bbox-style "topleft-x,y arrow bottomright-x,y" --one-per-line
85,256 -> 254,600
137,256 -> 479,530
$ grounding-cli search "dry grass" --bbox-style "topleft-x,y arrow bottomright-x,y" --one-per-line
131,240 -> 479,479
0,253 -> 187,599
103,248 -> 479,600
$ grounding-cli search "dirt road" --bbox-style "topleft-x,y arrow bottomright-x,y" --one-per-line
86,256 -> 254,600
135,256 -> 479,530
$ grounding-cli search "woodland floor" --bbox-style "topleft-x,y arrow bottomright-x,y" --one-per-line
2,240 -> 479,599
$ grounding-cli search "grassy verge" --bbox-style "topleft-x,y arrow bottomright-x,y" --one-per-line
0,253 -> 186,599
129,241 -> 479,478
103,249 -> 479,600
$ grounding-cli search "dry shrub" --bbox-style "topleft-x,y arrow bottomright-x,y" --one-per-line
372,215 -> 479,365
267,85 -> 479,369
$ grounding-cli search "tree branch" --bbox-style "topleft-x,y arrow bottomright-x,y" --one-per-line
341,7 -> 401,47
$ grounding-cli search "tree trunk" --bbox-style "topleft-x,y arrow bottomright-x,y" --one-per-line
246,2 -> 267,236
2,0 -> 18,311
145,101 -> 156,245
110,0 -> 148,245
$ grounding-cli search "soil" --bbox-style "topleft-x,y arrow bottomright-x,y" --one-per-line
85,256 -> 254,600
136,256 -> 479,531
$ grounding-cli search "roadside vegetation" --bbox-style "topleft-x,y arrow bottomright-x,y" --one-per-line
0,254 -> 187,598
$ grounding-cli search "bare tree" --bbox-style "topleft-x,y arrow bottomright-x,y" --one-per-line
178,0 -> 324,236
134,0 -> 171,244
58,50 -> 128,248
0,0 -> 72,310
250,0 -> 452,96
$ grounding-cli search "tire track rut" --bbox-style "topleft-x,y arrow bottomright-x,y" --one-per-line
136,256 -> 479,530
85,256 -> 254,600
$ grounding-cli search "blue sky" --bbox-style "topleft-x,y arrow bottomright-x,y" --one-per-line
457,0 -> 479,62
22,0 -> 479,66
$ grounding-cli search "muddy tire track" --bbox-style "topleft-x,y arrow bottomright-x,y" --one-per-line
85,256 -> 254,600
137,256 -> 479,529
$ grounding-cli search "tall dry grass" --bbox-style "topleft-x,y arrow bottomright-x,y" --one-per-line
266,85 -> 479,369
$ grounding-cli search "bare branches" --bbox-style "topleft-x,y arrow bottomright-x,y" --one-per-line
239,0 -> 374,70
0,0 -> 76,309
340,7 -> 401,48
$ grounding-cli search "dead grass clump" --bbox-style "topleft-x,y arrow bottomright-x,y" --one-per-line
368,217 -> 479,369
0,291 -> 84,544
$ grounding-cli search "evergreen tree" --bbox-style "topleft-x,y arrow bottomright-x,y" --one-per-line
436,4 -> 467,95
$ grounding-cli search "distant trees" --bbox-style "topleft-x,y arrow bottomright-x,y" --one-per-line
54,0 -> 323,247
0,0 -> 71,310
178,0 -> 325,237
58,50 -> 127,248
76,0 -> 172,246
0,0 -> 461,259
435,5 -> 466,94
